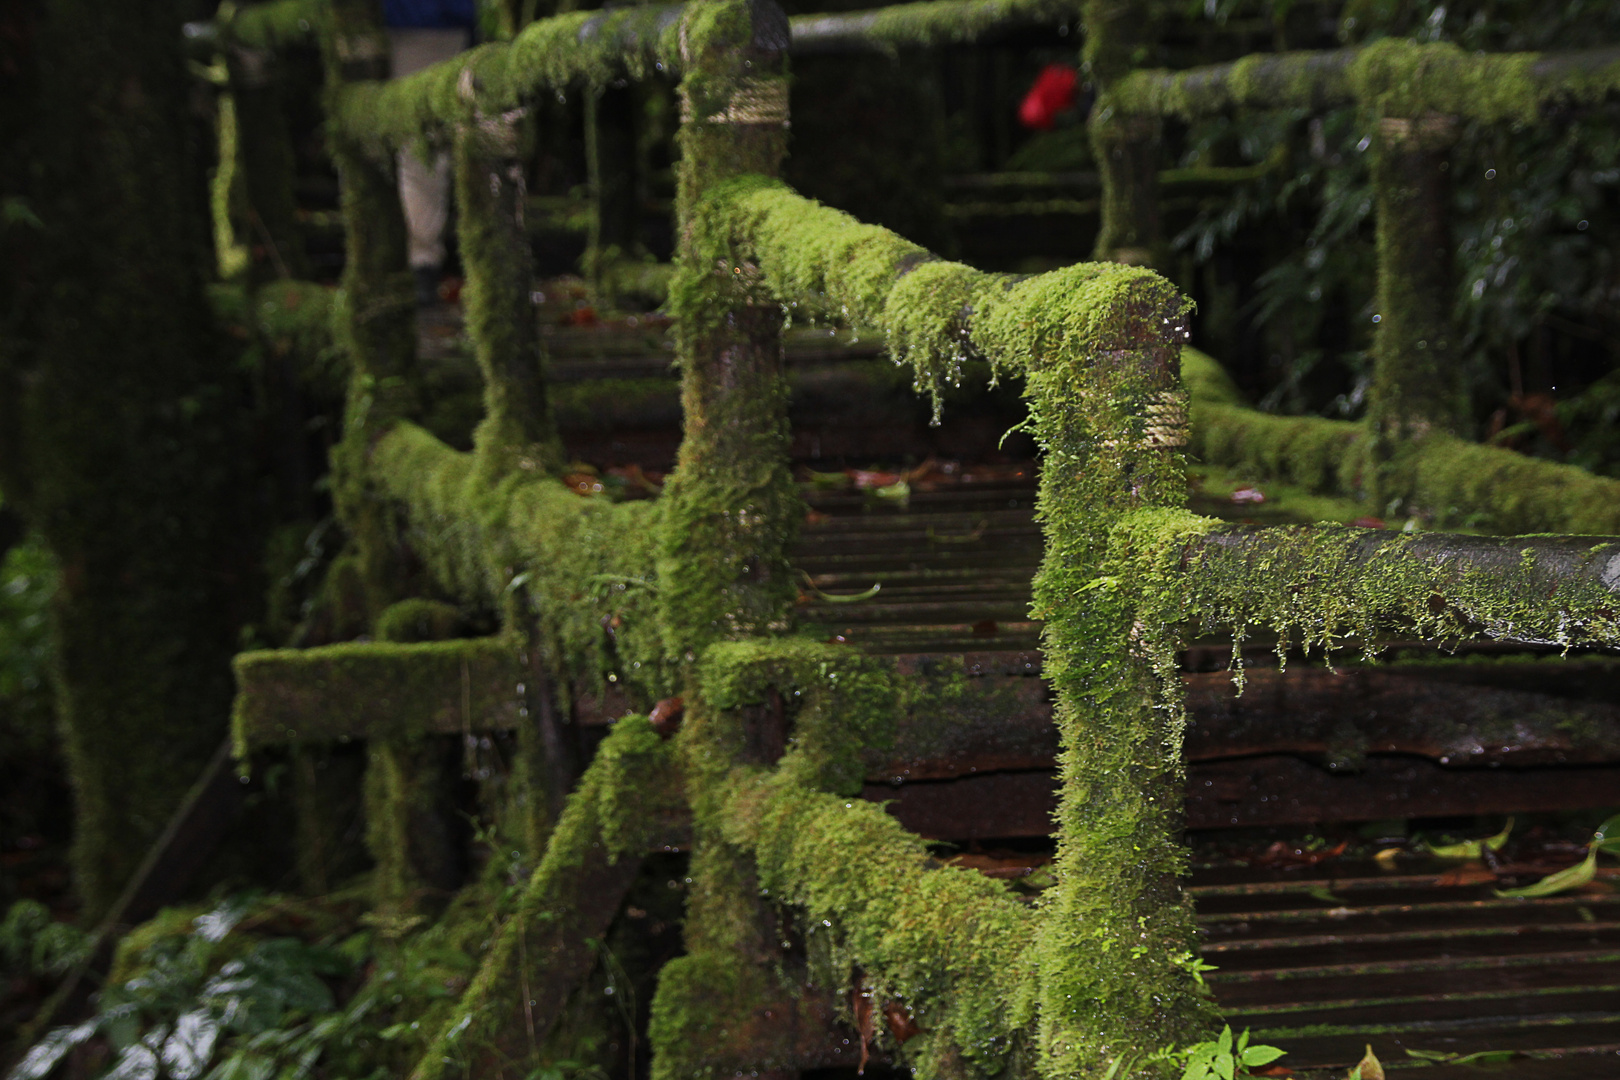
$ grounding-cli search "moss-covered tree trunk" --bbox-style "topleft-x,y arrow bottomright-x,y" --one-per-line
0,0 -> 250,918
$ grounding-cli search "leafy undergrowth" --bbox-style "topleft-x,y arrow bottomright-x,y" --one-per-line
7,846 -> 687,1080
9,885 -> 494,1080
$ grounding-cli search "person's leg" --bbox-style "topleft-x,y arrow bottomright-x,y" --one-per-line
387,28 -> 470,303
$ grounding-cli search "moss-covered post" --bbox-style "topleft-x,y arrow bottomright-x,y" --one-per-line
454,96 -> 561,483
324,0 -> 451,915
1366,111 -> 1464,449
651,2 -> 798,1077
1029,276 -> 1214,1077
453,84 -> 568,857
657,0 -> 796,661
1084,0 -> 1163,267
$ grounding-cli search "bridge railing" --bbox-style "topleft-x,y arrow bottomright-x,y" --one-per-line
206,1 -> 1620,1078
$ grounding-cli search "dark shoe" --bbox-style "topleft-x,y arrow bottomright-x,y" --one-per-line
413,266 -> 441,306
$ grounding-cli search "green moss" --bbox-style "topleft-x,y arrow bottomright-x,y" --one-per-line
1109,42 -> 1620,122
232,637 -> 525,754
375,598 -> 468,642
656,0 -> 798,662
411,715 -> 681,1080
366,423 -> 669,708
715,770 -> 1039,1080
330,7 -> 684,156
225,0 -> 323,53
1110,50 -> 1357,119
1184,347 -> 1620,534
455,118 -> 562,483
1,0 -> 252,917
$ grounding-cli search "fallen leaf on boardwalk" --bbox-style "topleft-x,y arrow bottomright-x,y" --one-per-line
1347,1044 -> 1383,1080
1496,846 -> 1598,898
847,469 -> 900,490
1425,818 -> 1514,860
649,697 -> 684,738
1252,1066 -> 1293,1078
873,480 -> 910,504
1351,516 -> 1385,529
804,510 -> 829,526
1437,860 -> 1496,887
883,1001 -> 922,1044
1231,486 -> 1266,504
972,619 -> 998,637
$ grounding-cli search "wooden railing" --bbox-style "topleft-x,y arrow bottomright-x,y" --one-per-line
206,1 -> 1620,1078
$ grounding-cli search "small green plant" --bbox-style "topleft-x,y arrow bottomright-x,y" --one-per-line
1180,1025 -> 1286,1080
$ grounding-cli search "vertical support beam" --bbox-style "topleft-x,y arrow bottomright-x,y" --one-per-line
650,5 -> 799,1080
226,41 -> 310,280
656,0 -> 796,661
1368,112 -> 1463,446
1030,277 -> 1214,1073
324,0 -> 446,915
454,97 -> 561,482
585,84 -> 640,307
1084,0 -> 1163,267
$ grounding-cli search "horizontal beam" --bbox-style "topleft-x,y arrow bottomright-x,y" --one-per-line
789,0 -> 1079,55
1183,347 -> 1620,536
232,638 -> 524,752
1112,40 -> 1620,122
1179,522 -> 1620,651
236,636 -> 1620,769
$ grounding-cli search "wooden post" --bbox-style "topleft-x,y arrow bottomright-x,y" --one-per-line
454,89 -> 561,482
1084,0 -> 1164,267
655,0 -> 797,660
650,3 -> 801,1079
1030,281 -> 1215,1072
1368,112 -> 1464,444
325,0 -> 454,915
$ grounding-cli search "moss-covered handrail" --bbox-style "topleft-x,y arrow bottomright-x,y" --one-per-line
790,0 -> 1080,55
1183,347 -> 1620,535
1109,38 -> 1620,121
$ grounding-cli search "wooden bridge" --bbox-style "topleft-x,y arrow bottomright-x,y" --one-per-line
155,0 -> 1620,1076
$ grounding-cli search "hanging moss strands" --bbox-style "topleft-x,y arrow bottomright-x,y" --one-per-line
198,1 -> 1620,1077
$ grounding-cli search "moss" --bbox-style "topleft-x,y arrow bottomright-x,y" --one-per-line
656,0 -> 798,662
1182,521 -> 1620,657
715,770 -> 1040,1080
1109,42 -> 1620,122
1184,347 -> 1620,534
330,6 -> 685,156
1083,0 -> 1164,267
455,117 -> 563,483
375,598 -> 468,642
1111,50 -> 1358,119
225,0 -> 323,53
366,423 -> 670,708
232,637 -> 525,754
1,0 -> 252,917
411,716 -> 681,1080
